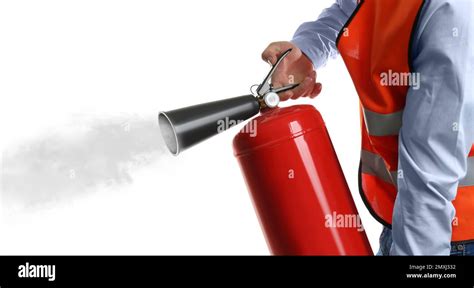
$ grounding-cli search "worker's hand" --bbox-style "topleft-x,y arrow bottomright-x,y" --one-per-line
262,41 -> 322,101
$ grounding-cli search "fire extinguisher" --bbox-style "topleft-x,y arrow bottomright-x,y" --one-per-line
158,49 -> 373,255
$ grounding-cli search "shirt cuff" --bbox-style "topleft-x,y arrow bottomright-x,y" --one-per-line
291,36 -> 328,69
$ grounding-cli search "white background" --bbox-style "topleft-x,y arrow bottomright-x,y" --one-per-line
0,0 -> 382,254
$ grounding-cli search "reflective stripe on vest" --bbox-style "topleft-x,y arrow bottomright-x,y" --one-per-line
362,108 -> 403,137
361,149 -> 474,188
361,150 -> 397,186
337,0 -> 474,242
460,157 -> 474,187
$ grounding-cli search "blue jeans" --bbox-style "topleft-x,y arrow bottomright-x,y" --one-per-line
377,226 -> 474,256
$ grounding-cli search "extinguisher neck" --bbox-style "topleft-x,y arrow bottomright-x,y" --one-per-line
257,92 -> 280,110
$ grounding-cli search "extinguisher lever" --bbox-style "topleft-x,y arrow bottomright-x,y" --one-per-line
271,83 -> 300,94
255,48 -> 300,97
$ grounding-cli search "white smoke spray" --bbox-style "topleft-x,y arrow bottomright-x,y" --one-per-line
1,114 -> 166,207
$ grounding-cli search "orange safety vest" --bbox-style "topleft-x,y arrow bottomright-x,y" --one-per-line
336,0 -> 474,242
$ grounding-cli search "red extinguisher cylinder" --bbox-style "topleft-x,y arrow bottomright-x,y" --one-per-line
233,105 -> 373,255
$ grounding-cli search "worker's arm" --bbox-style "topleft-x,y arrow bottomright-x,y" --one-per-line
391,0 -> 474,255
291,0 -> 357,69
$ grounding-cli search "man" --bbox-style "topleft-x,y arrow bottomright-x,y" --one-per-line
262,0 -> 474,255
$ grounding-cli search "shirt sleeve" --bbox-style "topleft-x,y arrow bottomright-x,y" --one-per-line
291,0 -> 357,69
390,0 -> 474,255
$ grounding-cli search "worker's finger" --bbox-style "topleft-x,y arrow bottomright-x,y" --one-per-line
261,42 -> 295,65
309,83 -> 323,99
279,90 -> 293,101
290,76 -> 314,99
302,71 -> 319,98
300,70 -> 316,98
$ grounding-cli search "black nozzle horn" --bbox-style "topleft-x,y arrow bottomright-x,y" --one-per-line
159,95 -> 260,155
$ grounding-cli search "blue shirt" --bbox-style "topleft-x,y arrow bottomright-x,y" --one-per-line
292,0 -> 474,255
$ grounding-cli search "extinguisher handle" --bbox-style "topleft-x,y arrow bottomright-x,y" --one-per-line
251,48 -> 300,110
256,49 -> 293,96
